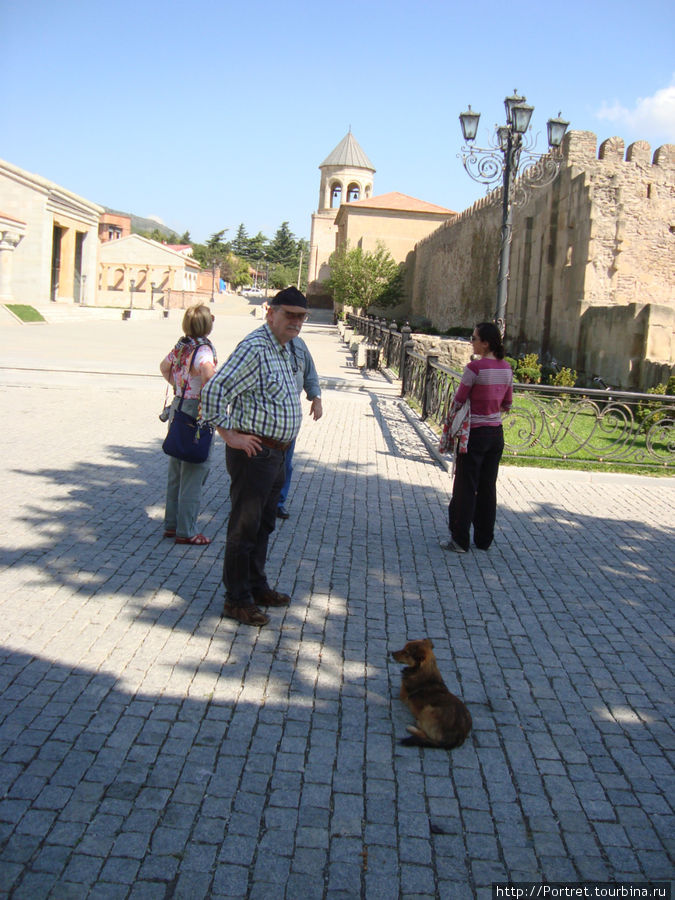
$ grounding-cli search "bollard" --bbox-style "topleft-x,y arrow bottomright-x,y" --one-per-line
356,343 -> 367,368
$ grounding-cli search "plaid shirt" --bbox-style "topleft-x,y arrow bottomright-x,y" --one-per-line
201,323 -> 302,444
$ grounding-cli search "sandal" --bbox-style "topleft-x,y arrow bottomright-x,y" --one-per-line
163,529 -> 176,538
175,534 -> 211,545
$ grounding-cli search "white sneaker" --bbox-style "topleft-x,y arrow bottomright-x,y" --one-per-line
439,538 -> 467,553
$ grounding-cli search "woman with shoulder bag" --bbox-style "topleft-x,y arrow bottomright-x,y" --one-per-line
160,304 -> 217,545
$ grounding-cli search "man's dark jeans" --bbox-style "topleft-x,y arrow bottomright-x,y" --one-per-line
448,425 -> 504,551
224,445 -> 286,606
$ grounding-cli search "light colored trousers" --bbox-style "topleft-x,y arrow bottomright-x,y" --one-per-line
163,397 -> 210,538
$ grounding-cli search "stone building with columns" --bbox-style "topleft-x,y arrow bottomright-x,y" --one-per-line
0,212 -> 27,304
0,158 -> 103,307
97,234 -> 201,308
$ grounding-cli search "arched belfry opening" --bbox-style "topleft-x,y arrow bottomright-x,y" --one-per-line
330,182 -> 343,208
347,182 -> 361,202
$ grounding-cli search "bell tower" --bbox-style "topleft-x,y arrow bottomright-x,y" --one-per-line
306,131 -> 375,307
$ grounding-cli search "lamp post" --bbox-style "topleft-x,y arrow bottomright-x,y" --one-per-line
459,91 -> 569,336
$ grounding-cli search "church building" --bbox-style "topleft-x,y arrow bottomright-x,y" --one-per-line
306,132 -> 455,307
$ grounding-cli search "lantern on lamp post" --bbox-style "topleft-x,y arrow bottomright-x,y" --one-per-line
459,91 -> 569,336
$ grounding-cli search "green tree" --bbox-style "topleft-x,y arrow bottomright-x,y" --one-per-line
267,221 -> 297,265
248,231 -> 268,261
220,252 -> 251,289
192,229 -> 231,268
231,224 -> 250,257
269,264 -> 299,290
327,242 -> 404,310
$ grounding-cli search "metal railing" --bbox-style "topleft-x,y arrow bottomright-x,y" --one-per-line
346,313 -> 408,374
346,313 -> 675,468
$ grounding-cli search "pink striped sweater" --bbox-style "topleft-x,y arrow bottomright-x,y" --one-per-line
454,357 -> 513,428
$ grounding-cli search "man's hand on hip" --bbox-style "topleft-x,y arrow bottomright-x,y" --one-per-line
217,428 -> 263,457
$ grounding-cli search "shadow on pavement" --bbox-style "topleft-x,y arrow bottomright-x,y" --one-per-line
1,389 -> 673,895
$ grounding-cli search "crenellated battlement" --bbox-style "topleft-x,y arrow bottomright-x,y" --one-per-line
563,130 -> 675,170
409,130 -> 675,391
414,130 -> 675,253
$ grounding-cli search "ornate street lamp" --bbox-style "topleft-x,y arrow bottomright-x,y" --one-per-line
459,91 -> 569,335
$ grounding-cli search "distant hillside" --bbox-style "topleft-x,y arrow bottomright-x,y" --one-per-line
104,207 -> 180,239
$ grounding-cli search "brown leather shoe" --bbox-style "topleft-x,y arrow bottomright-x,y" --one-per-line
252,588 -> 291,607
222,603 -> 270,626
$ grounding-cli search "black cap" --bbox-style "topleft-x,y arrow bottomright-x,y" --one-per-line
269,286 -> 308,309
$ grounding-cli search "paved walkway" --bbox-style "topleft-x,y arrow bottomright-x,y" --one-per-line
0,302 -> 673,899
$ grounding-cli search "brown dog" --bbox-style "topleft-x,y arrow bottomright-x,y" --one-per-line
391,638 -> 472,749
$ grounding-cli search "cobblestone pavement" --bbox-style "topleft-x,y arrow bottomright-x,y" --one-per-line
0,307 -> 673,898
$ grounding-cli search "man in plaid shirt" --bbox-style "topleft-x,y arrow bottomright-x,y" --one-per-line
202,287 -> 313,627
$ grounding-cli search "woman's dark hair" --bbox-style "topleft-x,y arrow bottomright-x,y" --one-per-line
475,322 -> 505,359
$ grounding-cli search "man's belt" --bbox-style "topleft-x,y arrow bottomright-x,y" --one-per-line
241,432 -> 292,451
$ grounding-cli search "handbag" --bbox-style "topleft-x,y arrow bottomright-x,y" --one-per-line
162,348 -> 213,464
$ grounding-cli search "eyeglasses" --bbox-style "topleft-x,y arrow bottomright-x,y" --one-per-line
280,310 -> 308,323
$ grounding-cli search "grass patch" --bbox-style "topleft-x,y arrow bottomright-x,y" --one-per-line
408,395 -> 672,477
500,455 -> 671,477
502,394 -> 672,471
5,304 -> 46,323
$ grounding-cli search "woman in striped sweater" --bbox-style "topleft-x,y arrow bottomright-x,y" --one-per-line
441,322 -> 513,553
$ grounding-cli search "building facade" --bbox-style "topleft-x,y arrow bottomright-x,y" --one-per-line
0,158 -> 103,307
334,191 -> 454,262
98,234 -> 202,308
98,211 -> 132,243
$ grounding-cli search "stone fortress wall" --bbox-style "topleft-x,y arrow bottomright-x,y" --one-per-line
409,131 -> 675,390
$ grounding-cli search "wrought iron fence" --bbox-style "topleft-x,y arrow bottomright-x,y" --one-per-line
345,313 -> 675,469
346,313 -> 407,374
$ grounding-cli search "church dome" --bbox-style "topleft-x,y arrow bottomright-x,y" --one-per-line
320,132 -> 375,172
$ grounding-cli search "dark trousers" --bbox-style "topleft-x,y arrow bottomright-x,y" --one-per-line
224,445 -> 286,606
448,426 -> 504,551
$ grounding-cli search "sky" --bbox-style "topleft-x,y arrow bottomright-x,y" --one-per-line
2,0 -> 674,245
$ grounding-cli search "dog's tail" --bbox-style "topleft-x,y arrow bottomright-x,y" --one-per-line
400,726 -> 440,748
400,726 -> 466,750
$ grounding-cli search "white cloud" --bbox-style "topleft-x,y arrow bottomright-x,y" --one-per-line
597,76 -> 675,141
